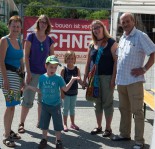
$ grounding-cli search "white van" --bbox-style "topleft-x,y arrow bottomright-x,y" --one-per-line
110,0 -> 155,90
110,0 -> 155,40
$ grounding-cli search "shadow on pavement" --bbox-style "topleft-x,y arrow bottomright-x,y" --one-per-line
23,130 -> 42,139
50,128 -> 150,149
146,118 -> 154,126
76,99 -> 120,108
10,129 -> 151,149
14,140 -> 39,149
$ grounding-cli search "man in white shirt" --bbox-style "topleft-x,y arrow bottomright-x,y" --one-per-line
112,12 -> 155,149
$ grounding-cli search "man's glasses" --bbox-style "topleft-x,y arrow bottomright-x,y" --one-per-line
40,43 -> 44,52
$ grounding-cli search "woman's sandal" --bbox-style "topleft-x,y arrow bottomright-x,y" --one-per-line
3,136 -> 15,148
10,130 -> 21,139
91,127 -> 102,135
102,129 -> 112,137
18,123 -> 25,133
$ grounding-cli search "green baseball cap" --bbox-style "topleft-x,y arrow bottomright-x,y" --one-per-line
46,55 -> 62,66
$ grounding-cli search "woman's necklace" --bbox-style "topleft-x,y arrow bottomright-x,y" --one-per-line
96,39 -> 107,49
97,37 -> 105,41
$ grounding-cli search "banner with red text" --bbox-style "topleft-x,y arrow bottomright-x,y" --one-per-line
23,17 -> 109,63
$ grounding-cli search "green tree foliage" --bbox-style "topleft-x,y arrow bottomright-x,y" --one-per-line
76,9 -> 90,19
81,0 -> 111,8
14,0 -> 33,5
19,1 -> 110,19
86,10 -> 109,19
60,9 -> 79,19
14,0 -> 111,8
25,2 -> 63,18
25,2 -> 43,16
50,0 -> 111,8
0,21 -> 9,38
14,0 -> 60,5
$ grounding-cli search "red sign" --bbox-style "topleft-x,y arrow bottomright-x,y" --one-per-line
23,17 -> 109,63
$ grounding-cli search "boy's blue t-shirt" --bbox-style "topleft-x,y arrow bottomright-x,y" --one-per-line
39,73 -> 66,106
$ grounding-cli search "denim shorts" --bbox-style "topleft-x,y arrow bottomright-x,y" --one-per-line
21,73 -> 41,108
39,103 -> 63,131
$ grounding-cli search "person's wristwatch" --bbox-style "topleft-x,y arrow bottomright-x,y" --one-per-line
142,66 -> 147,72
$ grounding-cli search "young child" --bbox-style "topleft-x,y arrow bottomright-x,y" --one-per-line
24,55 -> 79,149
61,51 -> 83,132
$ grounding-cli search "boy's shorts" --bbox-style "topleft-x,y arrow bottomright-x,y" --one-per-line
39,103 -> 63,131
21,73 -> 41,108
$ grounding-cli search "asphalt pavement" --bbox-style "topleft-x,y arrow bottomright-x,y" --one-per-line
0,88 -> 154,149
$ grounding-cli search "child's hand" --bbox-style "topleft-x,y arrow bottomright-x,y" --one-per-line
71,76 -> 80,80
82,81 -> 88,89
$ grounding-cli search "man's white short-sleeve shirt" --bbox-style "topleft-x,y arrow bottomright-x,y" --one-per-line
116,27 -> 155,85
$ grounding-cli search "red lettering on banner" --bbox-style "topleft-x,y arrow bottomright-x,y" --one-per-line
49,33 -> 92,51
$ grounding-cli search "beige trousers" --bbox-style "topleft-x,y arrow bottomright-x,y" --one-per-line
117,82 -> 145,144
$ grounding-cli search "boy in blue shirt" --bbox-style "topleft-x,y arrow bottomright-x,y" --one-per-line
24,55 -> 79,149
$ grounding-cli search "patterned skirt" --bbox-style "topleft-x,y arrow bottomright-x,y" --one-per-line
0,70 -> 21,107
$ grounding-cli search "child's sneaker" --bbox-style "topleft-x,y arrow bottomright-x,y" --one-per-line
56,140 -> 63,149
38,139 -> 47,149
70,124 -> 79,130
